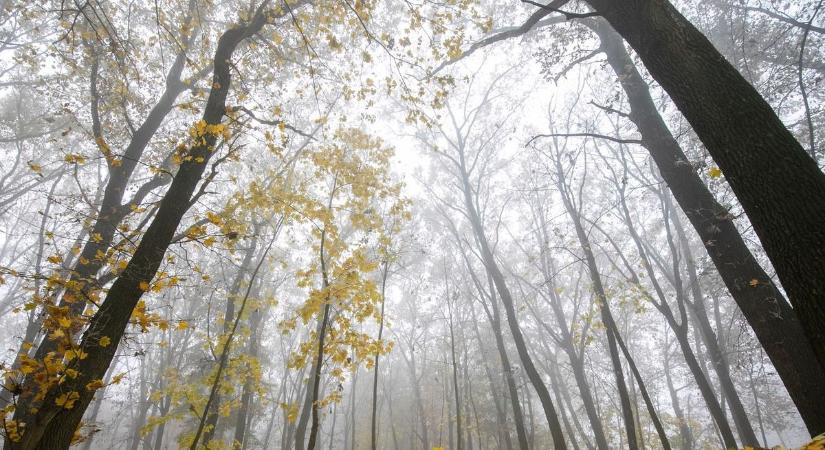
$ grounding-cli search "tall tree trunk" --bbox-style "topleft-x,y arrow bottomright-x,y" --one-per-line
611,327 -> 672,450
601,170 -> 741,448
234,303 -> 265,448
487,286 -> 530,450
456,149 -> 567,449
544,351 -> 585,450
552,155 -> 638,449
529,199 -> 607,450
306,221 -> 335,450
370,264 -> 389,450
747,367 -> 768,448
79,368 -> 115,450
128,358 -> 152,450
665,194 -> 759,444
10,7 -> 280,448
583,2 -> 825,412
584,18 -> 825,435
663,341 -> 693,450
444,205 -> 528,450
469,306 -> 516,450
203,237 -> 260,446
447,296 -> 464,450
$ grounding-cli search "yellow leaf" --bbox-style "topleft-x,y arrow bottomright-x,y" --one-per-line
55,391 -> 80,409
708,166 -> 722,178
58,317 -> 71,328
99,336 -> 111,347
139,281 -> 150,291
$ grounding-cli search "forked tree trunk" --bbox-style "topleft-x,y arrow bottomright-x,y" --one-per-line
552,156 -> 639,449
457,151 -> 567,449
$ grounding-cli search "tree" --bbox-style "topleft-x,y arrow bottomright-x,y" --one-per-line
578,0 -> 825,379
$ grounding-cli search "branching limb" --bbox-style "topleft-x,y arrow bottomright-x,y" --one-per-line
230,105 -> 314,138
589,100 -> 630,118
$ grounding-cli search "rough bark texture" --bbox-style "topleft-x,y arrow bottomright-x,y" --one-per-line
588,18 -> 825,435
584,1 -> 825,412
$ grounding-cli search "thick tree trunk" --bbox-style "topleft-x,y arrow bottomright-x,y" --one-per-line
587,18 -> 825,435
584,2 -> 825,414
10,7 -> 276,448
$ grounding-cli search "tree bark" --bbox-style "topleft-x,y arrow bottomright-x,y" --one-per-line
586,18 -> 825,435
10,6 -> 277,448
583,1 -> 825,412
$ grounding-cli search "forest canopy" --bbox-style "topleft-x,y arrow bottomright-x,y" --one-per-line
0,0 -> 824,449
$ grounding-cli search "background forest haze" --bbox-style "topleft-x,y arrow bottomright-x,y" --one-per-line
0,0 -> 824,449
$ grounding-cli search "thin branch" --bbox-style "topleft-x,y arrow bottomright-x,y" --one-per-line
736,4 -> 825,35
431,0 -> 569,73
589,100 -> 630,118
520,0 -> 600,19
527,132 -> 642,146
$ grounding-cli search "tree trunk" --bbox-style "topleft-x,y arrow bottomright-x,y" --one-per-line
10,8 -> 277,448
469,305 -> 516,450
488,292 -> 531,450
585,18 -> 825,435
370,264 -> 389,450
612,328 -> 672,450
663,342 -> 693,450
583,4 -> 825,421
552,156 -> 638,449
457,153 -> 567,449
447,298 -> 464,450
234,303 -> 265,448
